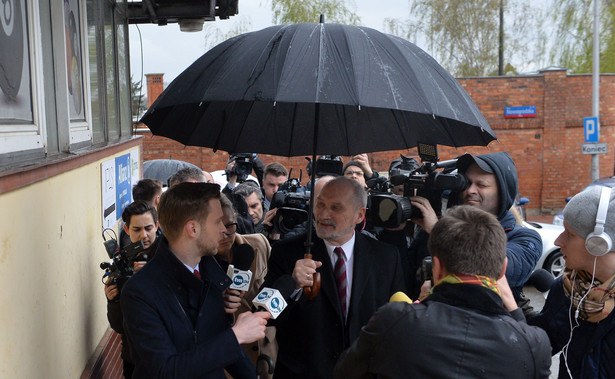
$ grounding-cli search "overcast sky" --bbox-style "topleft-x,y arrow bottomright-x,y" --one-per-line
128,0 -> 409,88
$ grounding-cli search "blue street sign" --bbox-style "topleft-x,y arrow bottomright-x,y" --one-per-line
584,117 -> 599,143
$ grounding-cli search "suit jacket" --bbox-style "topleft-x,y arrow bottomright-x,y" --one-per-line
121,236 -> 255,378
263,231 -> 405,379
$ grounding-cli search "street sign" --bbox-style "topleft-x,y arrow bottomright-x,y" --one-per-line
584,117 -> 599,143
504,106 -> 536,118
582,143 -> 607,155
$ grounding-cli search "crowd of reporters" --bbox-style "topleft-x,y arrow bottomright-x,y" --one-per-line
100,151 -> 612,378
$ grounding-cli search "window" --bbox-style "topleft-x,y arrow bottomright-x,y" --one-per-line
0,0 -> 132,170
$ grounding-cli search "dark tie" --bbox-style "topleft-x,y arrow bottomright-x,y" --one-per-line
193,268 -> 201,279
334,247 -> 348,319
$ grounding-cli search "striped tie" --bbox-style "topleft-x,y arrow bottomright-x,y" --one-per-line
334,247 -> 348,319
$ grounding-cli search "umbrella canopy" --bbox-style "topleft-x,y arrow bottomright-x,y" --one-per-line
143,159 -> 201,185
141,22 -> 496,156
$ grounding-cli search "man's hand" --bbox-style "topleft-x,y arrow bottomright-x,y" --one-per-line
497,275 -> 519,312
351,153 -> 373,178
262,208 -> 276,228
232,311 -> 271,344
226,161 -> 237,184
223,288 -> 244,314
104,279 -> 119,301
409,196 -> 439,234
418,280 -> 431,302
292,258 -> 323,289
133,261 -> 147,272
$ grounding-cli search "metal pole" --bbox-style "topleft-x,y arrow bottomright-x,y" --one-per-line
591,0 -> 600,181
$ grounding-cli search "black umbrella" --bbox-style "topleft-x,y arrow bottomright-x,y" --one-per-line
143,159 -> 201,186
141,20 -> 497,297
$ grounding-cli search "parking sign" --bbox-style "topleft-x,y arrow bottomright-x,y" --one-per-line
584,117 -> 599,143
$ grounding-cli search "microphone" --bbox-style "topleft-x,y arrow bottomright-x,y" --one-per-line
527,269 -> 555,293
389,291 -> 413,303
229,244 -> 255,291
252,287 -> 288,319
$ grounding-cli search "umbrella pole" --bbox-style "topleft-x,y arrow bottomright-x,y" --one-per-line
303,103 -> 321,299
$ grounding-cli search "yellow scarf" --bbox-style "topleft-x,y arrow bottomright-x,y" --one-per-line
436,273 -> 500,295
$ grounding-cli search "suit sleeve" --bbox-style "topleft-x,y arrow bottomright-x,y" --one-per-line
121,281 -> 254,378
334,303 -> 404,379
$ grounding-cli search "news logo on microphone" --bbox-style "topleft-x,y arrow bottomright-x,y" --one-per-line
230,267 -> 253,292
253,288 -> 288,319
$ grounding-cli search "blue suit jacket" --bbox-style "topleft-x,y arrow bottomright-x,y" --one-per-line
121,236 -> 255,378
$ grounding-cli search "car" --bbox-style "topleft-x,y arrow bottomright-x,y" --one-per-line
523,220 -> 565,278
553,176 -> 615,225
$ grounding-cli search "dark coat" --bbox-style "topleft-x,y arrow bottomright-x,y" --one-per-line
529,277 -> 615,378
121,236 -> 255,379
263,231 -> 405,379
334,283 -> 552,379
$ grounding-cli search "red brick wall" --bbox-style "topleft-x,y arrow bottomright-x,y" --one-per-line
137,69 -> 615,215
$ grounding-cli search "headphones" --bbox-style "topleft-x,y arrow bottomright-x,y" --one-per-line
585,186 -> 613,256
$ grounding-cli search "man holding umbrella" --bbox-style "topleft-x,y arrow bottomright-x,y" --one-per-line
263,176 -> 405,378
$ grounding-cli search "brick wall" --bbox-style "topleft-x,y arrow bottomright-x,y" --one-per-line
137,69 -> 615,215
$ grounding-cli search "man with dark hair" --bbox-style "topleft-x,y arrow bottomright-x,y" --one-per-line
342,153 -> 379,189
132,178 -> 163,207
168,166 -> 206,187
121,183 -> 270,378
262,162 -> 288,210
263,176 -> 405,378
334,205 -> 552,378
105,200 -> 160,378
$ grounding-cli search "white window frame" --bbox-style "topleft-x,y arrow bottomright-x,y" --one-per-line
0,0 -> 46,155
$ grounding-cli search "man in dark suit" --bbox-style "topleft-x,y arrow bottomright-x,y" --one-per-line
263,176 -> 405,378
121,183 -> 270,378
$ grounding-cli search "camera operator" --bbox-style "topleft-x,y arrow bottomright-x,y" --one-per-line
407,152 -> 542,311
342,154 -> 379,190
222,153 -> 266,194
104,201 -> 161,378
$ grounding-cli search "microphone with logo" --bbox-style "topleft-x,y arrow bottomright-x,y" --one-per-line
228,244 -> 255,292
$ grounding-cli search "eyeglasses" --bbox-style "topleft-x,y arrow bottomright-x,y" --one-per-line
223,222 -> 237,237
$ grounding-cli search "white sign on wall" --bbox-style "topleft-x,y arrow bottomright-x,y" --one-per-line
101,158 -> 116,229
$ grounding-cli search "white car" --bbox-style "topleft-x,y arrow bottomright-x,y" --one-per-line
523,220 -> 565,277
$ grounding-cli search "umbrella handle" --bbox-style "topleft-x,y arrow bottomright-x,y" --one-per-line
303,253 -> 321,299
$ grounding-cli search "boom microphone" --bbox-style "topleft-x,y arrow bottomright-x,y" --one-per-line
229,244 -> 255,291
389,291 -> 413,304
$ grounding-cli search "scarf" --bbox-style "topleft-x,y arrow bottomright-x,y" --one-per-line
436,273 -> 500,295
563,268 -> 615,323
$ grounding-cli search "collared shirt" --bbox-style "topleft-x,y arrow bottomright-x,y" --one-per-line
323,232 -> 356,315
183,262 -> 200,276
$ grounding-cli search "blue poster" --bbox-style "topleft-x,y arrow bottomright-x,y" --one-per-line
115,154 -> 132,218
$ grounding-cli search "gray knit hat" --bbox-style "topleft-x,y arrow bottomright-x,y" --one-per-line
563,185 -> 615,243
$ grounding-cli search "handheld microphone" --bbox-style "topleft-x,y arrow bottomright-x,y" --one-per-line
527,269 -> 555,293
252,287 -> 288,319
229,244 -> 255,291
389,291 -> 413,303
